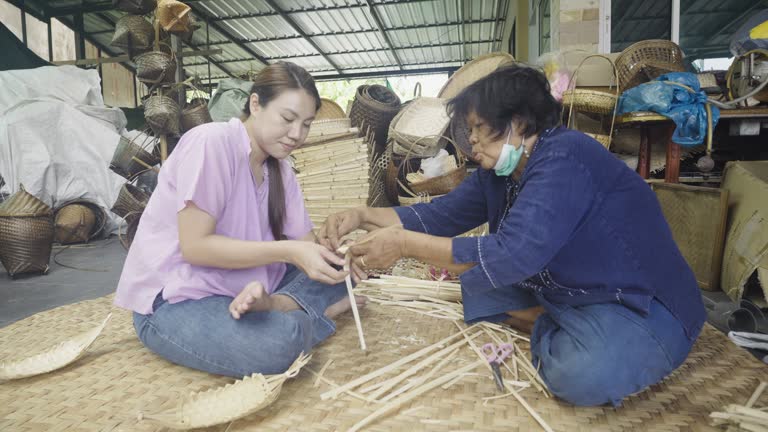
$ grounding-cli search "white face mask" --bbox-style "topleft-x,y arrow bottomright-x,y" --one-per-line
493,125 -> 526,176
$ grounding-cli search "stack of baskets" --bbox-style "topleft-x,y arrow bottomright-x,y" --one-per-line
349,85 -> 401,154
562,55 -> 620,150
0,185 -> 54,278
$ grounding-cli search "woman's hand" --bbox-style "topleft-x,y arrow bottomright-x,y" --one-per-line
289,241 -> 347,285
349,226 -> 407,271
317,208 -> 364,251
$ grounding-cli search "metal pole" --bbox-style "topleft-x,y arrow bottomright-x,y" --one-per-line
671,0 -> 680,44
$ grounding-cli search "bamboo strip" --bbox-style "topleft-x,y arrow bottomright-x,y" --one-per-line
347,360 -> 485,432
747,382 -> 767,408
344,255 -> 366,351
320,323 -> 481,400
306,127 -> 357,137
380,348 -> 459,402
304,368 -> 374,403
314,359 -> 333,388
480,326 -> 547,395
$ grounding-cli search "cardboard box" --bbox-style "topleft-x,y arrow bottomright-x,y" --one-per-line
721,161 -> 768,302
562,51 -> 620,87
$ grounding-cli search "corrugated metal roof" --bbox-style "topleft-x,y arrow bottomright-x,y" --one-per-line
20,0 -> 511,83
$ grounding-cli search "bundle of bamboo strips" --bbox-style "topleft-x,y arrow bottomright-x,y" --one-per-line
711,381 -> 768,431
293,122 -> 374,226
318,322 -> 551,431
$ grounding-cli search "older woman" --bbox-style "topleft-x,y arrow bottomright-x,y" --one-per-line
318,64 -> 706,407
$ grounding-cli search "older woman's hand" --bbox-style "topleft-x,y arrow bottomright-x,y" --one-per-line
349,225 -> 406,271
317,208 -> 363,251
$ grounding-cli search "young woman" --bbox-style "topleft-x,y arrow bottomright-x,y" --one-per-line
318,64 -> 706,407
115,62 -> 364,377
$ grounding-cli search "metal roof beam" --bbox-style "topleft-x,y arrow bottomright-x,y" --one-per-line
187,5 -> 270,66
43,0 -> 207,17
313,66 -> 460,81
364,0 -> 402,70
203,19 -> 499,45
211,0 -> 442,22
261,0 -> 343,74
266,39 -> 498,60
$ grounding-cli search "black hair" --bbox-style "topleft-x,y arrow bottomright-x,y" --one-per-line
446,64 -> 561,139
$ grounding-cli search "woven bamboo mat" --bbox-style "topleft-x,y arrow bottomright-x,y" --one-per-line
1,295 -> 767,432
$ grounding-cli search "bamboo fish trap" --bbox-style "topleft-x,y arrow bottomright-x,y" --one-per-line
140,354 -> 312,430
0,314 -> 111,380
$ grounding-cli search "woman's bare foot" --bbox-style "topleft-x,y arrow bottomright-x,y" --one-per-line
325,296 -> 367,319
229,281 -> 301,319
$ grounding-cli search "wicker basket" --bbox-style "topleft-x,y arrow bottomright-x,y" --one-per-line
144,95 -> 181,135
110,15 -> 155,53
111,0 -> 157,14
564,55 -> 619,150
349,85 -> 401,153
157,0 -> 192,33
438,52 -> 516,99
316,98 -> 347,120
406,155 -> 467,196
54,204 -> 96,245
110,134 -> 160,180
615,40 -> 685,90
390,97 -> 450,158
119,212 -> 142,251
111,183 -> 150,224
181,101 -> 213,133
398,192 -> 444,206
0,185 -> 54,278
135,50 -> 177,85
449,113 -> 473,157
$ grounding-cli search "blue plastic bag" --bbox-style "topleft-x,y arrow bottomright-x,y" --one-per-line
617,72 -> 720,146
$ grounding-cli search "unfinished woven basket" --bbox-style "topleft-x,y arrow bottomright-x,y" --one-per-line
615,40 -> 685,90
156,0 -> 192,33
390,97 -> 450,158
180,101 -> 213,133
316,98 -> 347,120
144,95 -> 181,135
111,0 -> 157,15
0,185 -> 54,278
110,134 -> 160,180
438,52 -> 516,99
135,50 -> 177,85
349,85 -> 401,153
111,183 -> 150,224
110,15 -> 155,53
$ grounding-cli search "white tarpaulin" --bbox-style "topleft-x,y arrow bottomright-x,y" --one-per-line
0,65 -> 129,234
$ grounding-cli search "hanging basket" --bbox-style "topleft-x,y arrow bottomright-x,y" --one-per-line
119,212 -> 142,251
157,0 -> 192,33
615,40 -> 685,90
111,0 -> 157,15
349,85 -> 401,153
111,183 -> 150,224
316,98 -> 347,120
110,15 -> 155,53
390,97 -> 450,158
0,185 -> 54,278
438,52 -> 516,99
135,50 -> 177,85
181,101 -> 213,133
110,133 -> 160,180
144,95 -> 181,135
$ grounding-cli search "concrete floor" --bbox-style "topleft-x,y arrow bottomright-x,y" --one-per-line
0,238 -> 762,362
0,238 -> 125,327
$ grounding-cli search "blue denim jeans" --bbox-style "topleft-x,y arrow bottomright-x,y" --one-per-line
133,265 -> 347,377
502,289 -> 702,407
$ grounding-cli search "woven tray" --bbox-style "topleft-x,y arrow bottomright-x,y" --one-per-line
316,98 -> 346,120
438,52 -> 515,99
1,295 -> 767,431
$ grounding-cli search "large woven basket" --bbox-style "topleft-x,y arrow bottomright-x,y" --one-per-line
135,50 -> 177,85
111,183 -> 150,224
384,150 -> 422,206
110,134 -> 160,180
110,15 -> 155,53
349,85 -> 401,153
390,97 -> 450,158
406,155 -> 467,196
438,52 -> 516,99
0,185 -> 54,278
181,100 -> 213,133
615,40 -> 685,90
111,0 -> 157,14
157,0 -> 192,33
144,95 -> 181,135
316,98 -> 347,120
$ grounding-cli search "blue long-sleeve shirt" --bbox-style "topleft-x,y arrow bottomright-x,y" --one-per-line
394,127 -> 706,339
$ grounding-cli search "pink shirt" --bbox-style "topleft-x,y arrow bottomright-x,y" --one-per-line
114,118 -> 313,315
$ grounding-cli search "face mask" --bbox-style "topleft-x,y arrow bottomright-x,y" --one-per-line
493,126 -> 526,177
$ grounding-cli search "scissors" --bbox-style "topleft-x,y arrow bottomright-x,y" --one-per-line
482,342 -> 513,392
